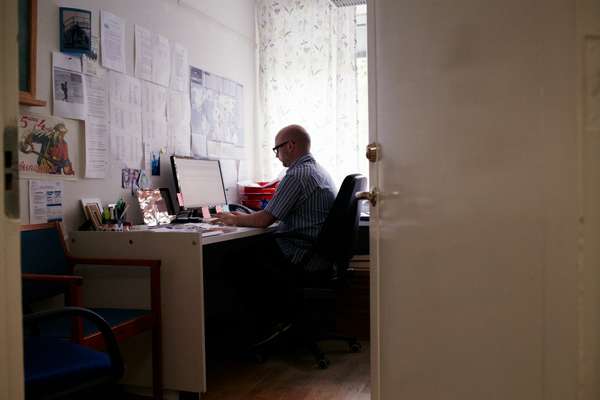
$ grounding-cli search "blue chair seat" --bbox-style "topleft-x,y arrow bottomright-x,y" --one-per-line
24,336 -> 112,392
33,308 -> 150,338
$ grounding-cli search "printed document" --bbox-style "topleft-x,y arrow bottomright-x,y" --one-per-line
109,71 -> 143,168
134,25 -> 153,82
84,71 -> 109,178
170,43 -> 189,92
29,180 -> 64,224
100,10 -> 126,73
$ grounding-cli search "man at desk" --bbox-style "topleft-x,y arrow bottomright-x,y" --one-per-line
215,124 -> 336,334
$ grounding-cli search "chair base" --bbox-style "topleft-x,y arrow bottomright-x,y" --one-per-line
249,324 -> 362,369
305,333 -> 362,369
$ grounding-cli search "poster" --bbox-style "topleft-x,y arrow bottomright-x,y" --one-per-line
190,66 -> 244,147
18,114 -> 77,179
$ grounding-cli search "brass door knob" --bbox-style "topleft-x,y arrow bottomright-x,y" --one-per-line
356,188 -> 379,207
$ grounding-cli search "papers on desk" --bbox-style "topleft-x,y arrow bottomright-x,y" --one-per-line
150,223 -> 232,237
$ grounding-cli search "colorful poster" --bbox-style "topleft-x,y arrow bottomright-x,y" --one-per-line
18,114 -> 77,179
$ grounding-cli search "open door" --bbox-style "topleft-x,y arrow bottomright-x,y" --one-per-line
1,0 -> 24,398
369,1 -> 584,399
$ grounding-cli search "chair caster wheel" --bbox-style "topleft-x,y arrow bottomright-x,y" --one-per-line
349,341 -> 362,353
317,357 -> 330,369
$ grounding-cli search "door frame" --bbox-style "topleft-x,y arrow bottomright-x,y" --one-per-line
367,1 -> 380,399
1,0 -> 24,398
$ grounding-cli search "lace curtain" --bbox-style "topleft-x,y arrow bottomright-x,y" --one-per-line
255,0 -> 358,186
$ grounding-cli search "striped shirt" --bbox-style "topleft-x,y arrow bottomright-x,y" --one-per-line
264,153 -> 337,264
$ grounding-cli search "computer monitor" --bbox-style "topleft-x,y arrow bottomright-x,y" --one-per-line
170,156 -> 227,209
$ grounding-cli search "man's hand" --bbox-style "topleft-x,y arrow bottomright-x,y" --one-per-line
214,211 -> 242,226
213,209 -> 276,229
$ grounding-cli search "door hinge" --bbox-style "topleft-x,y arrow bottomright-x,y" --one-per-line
366,142 -> 380,163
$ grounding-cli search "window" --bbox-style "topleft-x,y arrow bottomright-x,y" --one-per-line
356,4 -> 369,185
255,1 -> 369,186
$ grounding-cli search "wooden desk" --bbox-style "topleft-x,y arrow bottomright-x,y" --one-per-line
68,226 -> 272,397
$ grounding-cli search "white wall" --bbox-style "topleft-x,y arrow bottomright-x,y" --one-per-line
19,0 -> 256,232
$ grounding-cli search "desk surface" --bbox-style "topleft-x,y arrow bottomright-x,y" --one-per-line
127,224 -> 275,245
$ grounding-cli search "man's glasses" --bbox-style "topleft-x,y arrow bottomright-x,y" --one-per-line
272,140 -> 289,155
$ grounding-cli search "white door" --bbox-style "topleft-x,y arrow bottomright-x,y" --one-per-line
368,1 -> 582,399
0,0 -> 24,398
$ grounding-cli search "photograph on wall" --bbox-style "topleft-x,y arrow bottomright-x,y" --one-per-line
53,52 -> 87,120
60,7 -> 92,54
190,66 -> 244,146
18,114 -> 77,179
53,69 -> 84,105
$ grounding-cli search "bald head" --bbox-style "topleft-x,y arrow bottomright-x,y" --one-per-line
277,124 -> 311,153
273,124 -> 311,167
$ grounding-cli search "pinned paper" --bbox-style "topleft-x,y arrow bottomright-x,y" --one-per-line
201,207 -> 211,219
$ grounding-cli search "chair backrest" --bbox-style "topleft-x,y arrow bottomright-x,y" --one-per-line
21,222 -> 71,305
311,174 -> 367,277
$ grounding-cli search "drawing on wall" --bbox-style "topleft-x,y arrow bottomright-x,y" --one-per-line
190,66 -> 244,146
60,7 -> 92,54
585,36 -> 600,131
18,114 -> 76,179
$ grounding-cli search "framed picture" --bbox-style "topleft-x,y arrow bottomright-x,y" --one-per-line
59,7 -> 91,54
84,203 -> 103,230
81,198 -> 102,220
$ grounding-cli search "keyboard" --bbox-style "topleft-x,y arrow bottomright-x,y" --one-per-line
171,215 -> 202,224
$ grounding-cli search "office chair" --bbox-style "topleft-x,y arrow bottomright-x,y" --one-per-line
251,174 -> 367,368
21,222 -> 163,399
23,307 -> 124,400
297,173 -> 368,368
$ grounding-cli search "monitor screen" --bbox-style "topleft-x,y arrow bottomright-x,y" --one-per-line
170,156 -> 227,209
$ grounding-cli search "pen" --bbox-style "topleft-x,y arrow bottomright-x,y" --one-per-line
120,205 -> 129,220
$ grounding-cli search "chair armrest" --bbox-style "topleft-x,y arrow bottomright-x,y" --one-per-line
23,307 -> 124,379
22,273 -> 83,285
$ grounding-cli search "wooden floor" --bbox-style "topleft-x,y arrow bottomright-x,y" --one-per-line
202,341 -> 371,400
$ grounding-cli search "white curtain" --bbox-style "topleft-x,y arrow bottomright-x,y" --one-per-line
255,0 -> 358,186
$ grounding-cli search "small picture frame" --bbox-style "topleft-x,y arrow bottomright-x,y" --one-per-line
59,7 -> 92,54
84,203 -> 103,229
